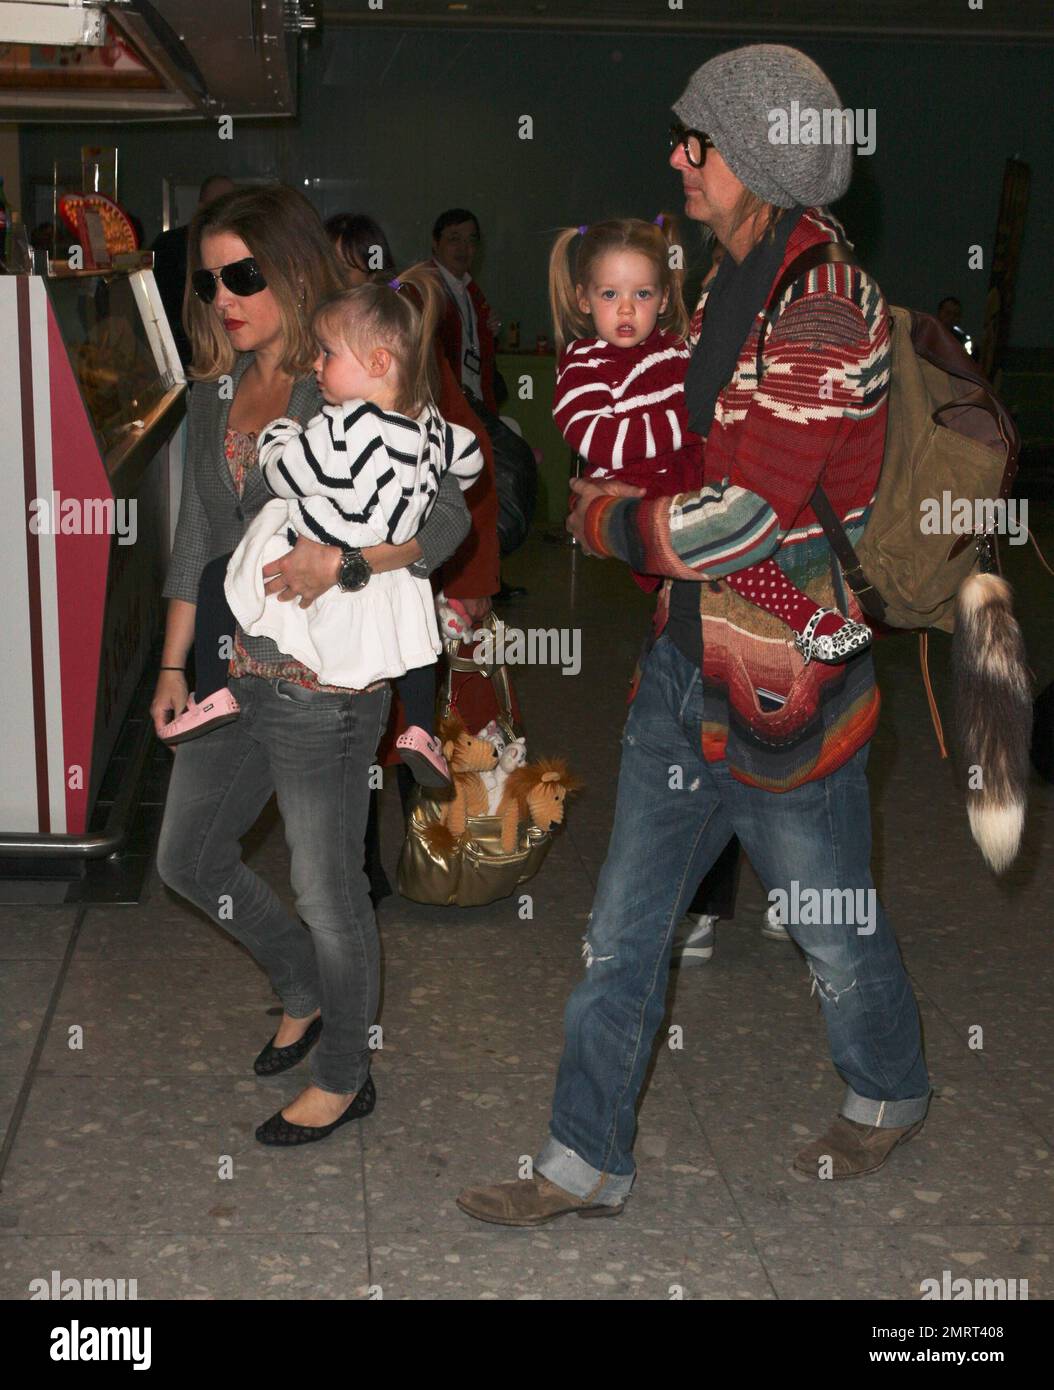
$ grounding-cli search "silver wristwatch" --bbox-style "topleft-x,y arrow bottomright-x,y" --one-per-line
337,547 -> 372,593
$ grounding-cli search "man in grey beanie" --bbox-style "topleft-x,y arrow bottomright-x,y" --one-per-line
459,45 -> 930,1227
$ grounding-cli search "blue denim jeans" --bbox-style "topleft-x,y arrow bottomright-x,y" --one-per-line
537,635 -> 930,1205
156,674 -> 392,1094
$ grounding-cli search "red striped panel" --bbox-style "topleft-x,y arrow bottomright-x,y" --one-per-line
17,278 -> 50,832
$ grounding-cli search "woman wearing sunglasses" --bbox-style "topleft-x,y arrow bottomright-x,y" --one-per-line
152,183 -> 472,1144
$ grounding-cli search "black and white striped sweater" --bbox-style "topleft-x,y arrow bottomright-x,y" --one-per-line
258,398 -> 483,549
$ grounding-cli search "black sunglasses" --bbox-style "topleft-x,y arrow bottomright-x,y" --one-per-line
191,256 -> 268,304
669,123 -> 714,169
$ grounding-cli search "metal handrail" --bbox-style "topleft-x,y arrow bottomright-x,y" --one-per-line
0,713 -> 155,860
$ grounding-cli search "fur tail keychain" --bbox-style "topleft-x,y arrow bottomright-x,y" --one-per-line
951,571 -> 1033,873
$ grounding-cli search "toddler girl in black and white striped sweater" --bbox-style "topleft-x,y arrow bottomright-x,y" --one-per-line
160,273 -> 481,781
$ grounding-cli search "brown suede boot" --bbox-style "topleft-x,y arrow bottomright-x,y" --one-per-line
794,1114 -> 925,1179
456,1175 -> 625,1226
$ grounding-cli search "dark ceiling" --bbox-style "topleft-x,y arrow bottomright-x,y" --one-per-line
319,0 -> 1054,41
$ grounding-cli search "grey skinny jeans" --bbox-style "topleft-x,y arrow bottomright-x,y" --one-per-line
156,673 -> 392,1093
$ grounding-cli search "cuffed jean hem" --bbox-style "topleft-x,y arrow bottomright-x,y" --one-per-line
535,1136 -> 634,1205
840,1086 -> 932,1128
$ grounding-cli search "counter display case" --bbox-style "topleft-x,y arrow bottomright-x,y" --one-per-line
48,269 -> 172,457
1,260 -> 186,853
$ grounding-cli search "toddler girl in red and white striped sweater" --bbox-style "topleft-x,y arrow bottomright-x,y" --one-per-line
549,217 -> 871,664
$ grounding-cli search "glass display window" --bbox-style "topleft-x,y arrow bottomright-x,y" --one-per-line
45,267 -> 183,461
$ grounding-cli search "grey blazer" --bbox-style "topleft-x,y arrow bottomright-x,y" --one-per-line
163,353 -> 471,666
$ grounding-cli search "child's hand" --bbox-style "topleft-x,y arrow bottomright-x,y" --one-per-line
569,477 -> 647,501
461,596 -> 492,623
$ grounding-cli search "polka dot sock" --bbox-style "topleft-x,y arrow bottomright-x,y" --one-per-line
724,559 -> 844,639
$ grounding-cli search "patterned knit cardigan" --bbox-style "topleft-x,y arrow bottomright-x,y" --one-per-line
584,208 -> 891,792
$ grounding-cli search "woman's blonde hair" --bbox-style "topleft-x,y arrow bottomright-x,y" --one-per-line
184,183 -> 347,381
727,190 -> 785,244
548,215 -> 689,355
312,261 -> 444,418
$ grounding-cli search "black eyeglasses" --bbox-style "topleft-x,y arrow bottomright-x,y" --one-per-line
191,256 -> 268,304
669,123 -> 714,169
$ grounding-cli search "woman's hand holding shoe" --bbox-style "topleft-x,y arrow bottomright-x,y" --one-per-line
151,670 -> 189,736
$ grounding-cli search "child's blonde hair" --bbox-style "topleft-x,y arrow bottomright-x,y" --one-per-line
312,261 -> 444,417
548,215 -> 689,355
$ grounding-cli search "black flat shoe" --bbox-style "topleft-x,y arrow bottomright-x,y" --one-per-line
253,1015 -> 323,1077
255,1075 -> 376,1147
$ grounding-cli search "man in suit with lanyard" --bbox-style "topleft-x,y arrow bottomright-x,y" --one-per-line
431,207 -> 499,409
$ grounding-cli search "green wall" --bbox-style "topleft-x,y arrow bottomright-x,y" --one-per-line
21,27 -> 1052,354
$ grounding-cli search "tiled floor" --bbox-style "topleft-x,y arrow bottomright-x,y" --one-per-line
1,527 -> 1052,1300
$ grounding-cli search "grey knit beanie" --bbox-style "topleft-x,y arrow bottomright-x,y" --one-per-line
673,44 -> 852,208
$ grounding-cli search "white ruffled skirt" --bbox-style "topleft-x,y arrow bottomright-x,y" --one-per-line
225,499 -> 441,687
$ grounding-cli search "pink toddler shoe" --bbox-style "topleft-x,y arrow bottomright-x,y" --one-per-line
159,689 -> 241,746
395,725 -> 452,789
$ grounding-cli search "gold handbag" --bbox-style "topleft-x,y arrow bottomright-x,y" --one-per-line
396,615 -> 555,907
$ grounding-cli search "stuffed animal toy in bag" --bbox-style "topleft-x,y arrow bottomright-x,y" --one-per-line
476,719 -> 507,751
426,711 -> 498,844
480,734 -> 527,815
436,591 -> 474,641
495,759 -> 582,853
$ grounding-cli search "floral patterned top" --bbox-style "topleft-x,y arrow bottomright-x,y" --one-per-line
224,425 -> 258,499
223,427 -> 383,695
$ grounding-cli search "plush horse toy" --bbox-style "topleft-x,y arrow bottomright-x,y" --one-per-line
495,759 -> 582,853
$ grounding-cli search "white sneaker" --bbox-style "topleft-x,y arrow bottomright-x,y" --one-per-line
671,912 -> 716,966
761,904 -> 792,942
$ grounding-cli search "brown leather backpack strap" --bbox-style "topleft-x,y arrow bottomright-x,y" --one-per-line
755,241 -> 857,381
755,240 -> 889,624
810,483 -> 888,624
918,630 -> 949,759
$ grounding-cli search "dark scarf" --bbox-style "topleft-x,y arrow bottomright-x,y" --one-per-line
684,206 -> 804,437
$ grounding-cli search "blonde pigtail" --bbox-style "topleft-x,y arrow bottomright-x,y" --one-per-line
549,226 -> 593,356
391,261 -> 443,414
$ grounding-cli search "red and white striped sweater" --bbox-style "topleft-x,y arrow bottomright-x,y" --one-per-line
552,328 -> 703,496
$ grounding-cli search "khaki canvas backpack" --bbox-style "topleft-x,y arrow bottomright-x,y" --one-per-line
757,241 -> 1035,872
757,241 -> 1020,634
